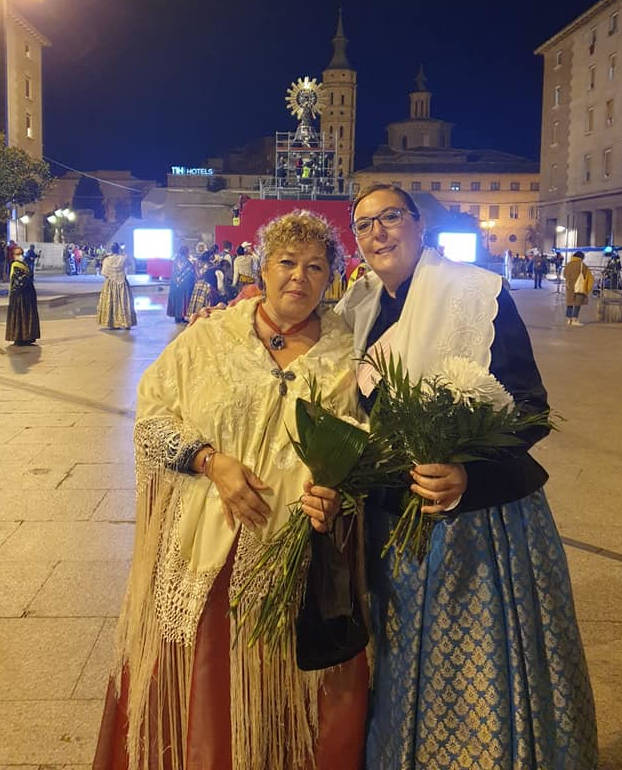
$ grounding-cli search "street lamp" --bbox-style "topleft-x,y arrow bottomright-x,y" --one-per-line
480,219 -> 496,253
47,207 -> 75,242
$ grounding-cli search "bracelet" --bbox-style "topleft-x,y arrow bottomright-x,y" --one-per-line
201,446 -> 217,478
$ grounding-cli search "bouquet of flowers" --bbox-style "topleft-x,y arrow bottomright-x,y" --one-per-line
230,379 -> 407,652
365,349 -> 556,574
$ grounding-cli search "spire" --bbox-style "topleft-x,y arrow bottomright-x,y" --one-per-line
326,7 -> 351,70
414,65 -> 428,93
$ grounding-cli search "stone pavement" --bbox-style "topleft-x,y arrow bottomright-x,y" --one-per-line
0,277 -> 620,769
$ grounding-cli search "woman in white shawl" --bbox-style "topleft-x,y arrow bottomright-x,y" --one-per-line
309,184 -> 597,769
93,212 -> 368,770
96,242 -> 137,330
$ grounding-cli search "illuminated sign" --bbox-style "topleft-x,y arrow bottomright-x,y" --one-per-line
438,232 -> 477,263
170,166 -> 214,176
133,228 -> 173,260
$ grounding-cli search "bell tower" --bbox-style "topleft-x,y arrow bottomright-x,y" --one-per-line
320,8 -> 356,179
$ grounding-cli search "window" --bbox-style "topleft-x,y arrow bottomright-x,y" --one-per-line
490,181 -> 500,191
603,147 -> 612,178
584,154 -> 592,182
529,207 -> 537,220
554,85 -> 561,106
469,204 -> 480,218
586,106 -> 594,132
509,205 -> 519,219
550,163 -> 558,190
470,181 -> 481,191
339,126 -> 344,139
510,182 -> 520,191
606,99 -> 614,126
431,181 -> 441,191
555,50 -> 563,67
450,181 -> 461,191
589,27 -> 596,55
588,65 -> 596,90
551,120 -> 560,144
25,76 -> 31,100
411,181 -> 422,191
391,180 -> 402,188
340,94 -> 345,105
449,204 -> 461,213
330,93 -> 334,105
329,125 -> 334,135
609,54 -> 617,80
609,11 -> 618,34
24,43 -> 31,58
401,136 -> 407,150
530,182 -> 540,191
25,113 -> 32,139
489,205 -> 499,219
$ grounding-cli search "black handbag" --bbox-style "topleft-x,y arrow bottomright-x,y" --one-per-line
295,528 -> 368,671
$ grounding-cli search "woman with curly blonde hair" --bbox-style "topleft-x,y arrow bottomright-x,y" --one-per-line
93,210 -> 368,770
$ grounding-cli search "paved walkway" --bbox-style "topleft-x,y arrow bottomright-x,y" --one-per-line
0,278 -> 620,768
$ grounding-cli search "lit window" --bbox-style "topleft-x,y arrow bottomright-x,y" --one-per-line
609,53 -> 617,80
470,181 -> 481,191
551,120 -> 560,144
509,205 -> 519,219
586,106 -> 594,132
490,181 -> 500,191
510,182 -> 520,191
553,85 -> 561,106
25,76 -> 31,100
589,27 -> 596,55
555,50 -> 562,67
603,148 -> 612,178
25,113 -> 33,139
609,12 -> 618,35
584,154 -> 592,183
431,181 -> 441,191
411,181 -> 421,191
606,99 -> 614,126
588,65 -> 596,90
489,205 -> 499,219
469,204 -> 480,217
450,181 -> 461,191
530,182 -> 540,191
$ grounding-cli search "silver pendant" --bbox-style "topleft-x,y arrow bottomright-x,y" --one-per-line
269,334 -> 285,350
271,368 -> 296,396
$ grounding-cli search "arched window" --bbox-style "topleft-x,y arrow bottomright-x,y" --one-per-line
339,126 -> 344,138
330,93 -> 334,105
340,94 -> 345,105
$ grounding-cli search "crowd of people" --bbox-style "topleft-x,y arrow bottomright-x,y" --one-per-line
63,243 -> 110,276
92,192 -> 597,770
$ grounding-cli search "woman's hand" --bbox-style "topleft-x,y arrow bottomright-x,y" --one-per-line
301,480 -> 342,533
207,452 -> 272,532
410,463 -> 467,514
186,304 -> 226,326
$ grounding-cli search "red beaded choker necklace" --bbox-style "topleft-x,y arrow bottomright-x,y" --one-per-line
257,302 -> 314,350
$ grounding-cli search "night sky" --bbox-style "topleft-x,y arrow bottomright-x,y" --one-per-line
22,0 -> 596,182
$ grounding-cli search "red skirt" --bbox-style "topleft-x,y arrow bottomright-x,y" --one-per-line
93,549 -> 369,770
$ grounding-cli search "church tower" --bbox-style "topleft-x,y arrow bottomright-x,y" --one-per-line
320,8 -> 356,178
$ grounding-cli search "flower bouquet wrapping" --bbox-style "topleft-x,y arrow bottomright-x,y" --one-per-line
230,379 -> 407,653
364,350 -> 557,574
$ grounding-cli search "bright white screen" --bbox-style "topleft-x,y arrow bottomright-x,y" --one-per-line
133,228 -> 173,260
438,232 -> 477,263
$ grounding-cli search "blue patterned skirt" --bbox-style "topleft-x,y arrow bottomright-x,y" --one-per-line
365,489 -> 598,770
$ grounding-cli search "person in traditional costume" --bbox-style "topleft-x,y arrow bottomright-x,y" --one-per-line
93,211 -> 369,770
313,183 -> 595,769
186,249 -> 222,316
5,247 -> 40,345
96,242 -> 137,330
166,245 -> 195,323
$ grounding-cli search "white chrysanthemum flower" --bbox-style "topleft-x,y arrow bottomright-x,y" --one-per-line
431,356 -> 514,411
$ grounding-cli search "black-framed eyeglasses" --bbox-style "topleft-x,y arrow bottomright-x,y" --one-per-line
350,206 -> 417,237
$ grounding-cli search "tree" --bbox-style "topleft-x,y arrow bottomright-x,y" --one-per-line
72,175 -> 106,219
0,135 -> 51,222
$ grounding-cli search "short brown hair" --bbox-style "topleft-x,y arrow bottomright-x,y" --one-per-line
256,209 -> 344,277
351,183 -> 421,223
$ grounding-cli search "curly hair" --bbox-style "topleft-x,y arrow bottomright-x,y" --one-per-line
256,209 -> 344,278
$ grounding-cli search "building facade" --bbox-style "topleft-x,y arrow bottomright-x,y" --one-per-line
320,8 -> 356,179
354,75 -> 540,255
536,0 -> 622,250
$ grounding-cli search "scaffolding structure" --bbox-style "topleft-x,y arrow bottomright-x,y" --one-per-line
259,131 -> 352,200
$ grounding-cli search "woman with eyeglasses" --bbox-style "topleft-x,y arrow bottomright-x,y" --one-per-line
319,184 -> 596,768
